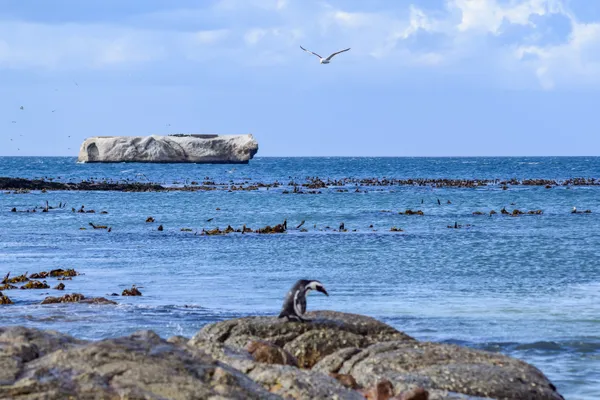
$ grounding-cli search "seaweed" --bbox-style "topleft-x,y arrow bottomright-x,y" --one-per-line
21,280 -> 50,289
2,272 -> 29,284
400,209 -> 424,216
41,293 -> 85,304
0,291 -> 13,305
122,285 -> 142,296
89,222 -> 108,229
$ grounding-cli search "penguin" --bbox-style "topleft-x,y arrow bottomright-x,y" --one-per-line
279,280 -> 329,322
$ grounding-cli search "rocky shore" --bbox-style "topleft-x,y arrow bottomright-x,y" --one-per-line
0,177 -> 164,192
0,311 -> 563,399
1,176 -> 598,194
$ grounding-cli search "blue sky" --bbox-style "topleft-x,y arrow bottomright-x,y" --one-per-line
1,0 -> 599,156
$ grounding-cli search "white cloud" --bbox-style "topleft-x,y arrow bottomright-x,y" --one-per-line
216,0 -> 288,12
1,0 -> 600,88
516,18 -> 600,88
195,29 -> 229,44
0,20 -> 231,69
244,28 -> 269,45
451,0 -> 564,34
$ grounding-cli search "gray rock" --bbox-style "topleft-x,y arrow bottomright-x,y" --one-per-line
0,328 -> 278,400
313,341 -> 564,400
195,310 -> 415,368
77,134 -> 259,164
246,340 -> 299,367
0,311 -> 564,400
187,335 -> 363,399
248,364 -> 364,400
0,326 -> 86,385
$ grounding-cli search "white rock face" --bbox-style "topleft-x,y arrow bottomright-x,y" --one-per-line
78,134 -> 258,164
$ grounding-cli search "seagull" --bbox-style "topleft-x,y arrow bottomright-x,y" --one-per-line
300,46 -> 350,64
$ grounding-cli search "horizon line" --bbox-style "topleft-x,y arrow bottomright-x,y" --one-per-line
0,155 -> 599,159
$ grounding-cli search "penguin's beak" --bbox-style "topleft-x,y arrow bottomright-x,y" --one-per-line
317,286 -> 329,296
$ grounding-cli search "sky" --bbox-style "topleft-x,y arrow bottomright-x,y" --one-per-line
1,0 -> 600,157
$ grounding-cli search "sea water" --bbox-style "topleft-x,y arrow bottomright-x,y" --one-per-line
0,157 -> 599,399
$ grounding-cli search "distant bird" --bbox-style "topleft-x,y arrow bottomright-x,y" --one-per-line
19,106 -> 24,110
52,110 -> 56,113
279,279 -> 329,323
11,121 -> 16,123
300,46 -> 350,64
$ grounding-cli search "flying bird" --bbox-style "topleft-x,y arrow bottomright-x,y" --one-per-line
279,279 -> 328,322
300,46 -> 350,64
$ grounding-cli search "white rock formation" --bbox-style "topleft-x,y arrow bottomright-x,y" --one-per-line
78,134 -> 258,163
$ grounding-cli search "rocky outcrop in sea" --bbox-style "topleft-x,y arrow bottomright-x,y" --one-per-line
0,311 -> 563,399
77,134 -> 258,164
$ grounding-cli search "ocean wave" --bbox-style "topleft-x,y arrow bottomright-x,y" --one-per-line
479,339 -> 600,354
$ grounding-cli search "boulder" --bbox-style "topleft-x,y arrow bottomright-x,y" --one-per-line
0,326 -> 86,385
77,134 -> 259,164
195,311 -> 414,368
247,364 -> 365,400
197,311 -> 563,400
313,341 -> 563,400
0,329 -> 277,400
0,311 -> 564,400
247,340 -> 299,367
185,335 -> 362,399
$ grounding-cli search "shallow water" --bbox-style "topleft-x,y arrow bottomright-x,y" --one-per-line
1,157 -> 599,399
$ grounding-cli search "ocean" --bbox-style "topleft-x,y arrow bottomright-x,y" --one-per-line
1,156 -> 599,399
